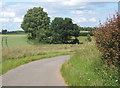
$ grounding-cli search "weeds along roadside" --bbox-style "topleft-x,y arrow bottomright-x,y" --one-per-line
61,43 -> 119,86
1,44 -> 85,75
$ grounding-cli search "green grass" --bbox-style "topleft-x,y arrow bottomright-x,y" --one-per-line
1,43 -> 84,75
61,43 -> 119,86
1,34 -> 93,76
61,43 -> 101,86
2,34 -> 90,61
0,34 -> 31,47
72,36 -> 93,44
2,44 -> 83,61
1,34 -> 90,75
80,31 -> 90,33
0,34 -> 89,47
0,51 -> 73,75
78,36 -> 88,43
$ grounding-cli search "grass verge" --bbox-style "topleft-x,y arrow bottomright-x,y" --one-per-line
0,51 -> 73,75
61,44 -> 119,86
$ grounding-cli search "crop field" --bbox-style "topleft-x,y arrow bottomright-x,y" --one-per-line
0,34 -> 31,47
1,34 -> 92,74
0,34 -> 89,47
2,34 -> 90,61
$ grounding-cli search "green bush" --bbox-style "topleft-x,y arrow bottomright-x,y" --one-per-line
79,31 -> 93,36
86,34 -> 92,42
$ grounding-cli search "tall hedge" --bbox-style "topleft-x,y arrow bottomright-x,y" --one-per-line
94,13 -> 120,67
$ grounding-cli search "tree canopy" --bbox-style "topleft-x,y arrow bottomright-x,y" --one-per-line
21,7 -> 50,39
21,7 -> 80,44
50,17 -> 79,44
2,29 -> 7,34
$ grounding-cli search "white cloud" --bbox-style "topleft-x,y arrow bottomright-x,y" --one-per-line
2,0 -> 120,3
71,10 -> 96,15
73,17 -> 87,23
13,17 -> 23,22
0,1 -> 5,6
46,0 -> 61,2
0,18 -> 10,22
43,8 -> 48,12
89,17 -> 97,22
1,1 -> 117,30
87,11 -> 96,15
0,12 -> 16,17
71,11 -> 85,15
0,2 -> 3,6
63,0 -> 80,6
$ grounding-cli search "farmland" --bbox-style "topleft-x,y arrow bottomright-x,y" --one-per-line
1,34 -> 31,47
1,2 -> 119,87
1,34 -> 90,74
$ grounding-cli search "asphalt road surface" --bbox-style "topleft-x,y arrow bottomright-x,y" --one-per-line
2,55 -> 71,86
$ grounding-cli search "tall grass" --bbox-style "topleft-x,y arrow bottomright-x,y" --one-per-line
61,43 -> 119,86
1,34 -> 90,75
2,44 -> 82,61
1,52 -> 72,74
1,44 -> 86,74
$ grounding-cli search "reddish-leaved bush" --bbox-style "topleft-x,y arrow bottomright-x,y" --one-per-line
94,13 -> 120,67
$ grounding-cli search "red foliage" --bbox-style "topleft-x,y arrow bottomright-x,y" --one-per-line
94,13 -> 120,67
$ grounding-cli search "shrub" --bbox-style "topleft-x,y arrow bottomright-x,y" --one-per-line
79,31 -> 93,36
86,34 -> 92,42
94,13 -> 120,84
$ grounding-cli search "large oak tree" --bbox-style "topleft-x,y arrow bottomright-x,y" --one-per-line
21,7 -> 50,39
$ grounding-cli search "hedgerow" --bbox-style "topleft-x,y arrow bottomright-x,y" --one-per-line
94,13 -> 120,85
94,13 -> 120,67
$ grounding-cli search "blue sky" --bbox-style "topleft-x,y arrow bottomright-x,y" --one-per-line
0,0 -> 118,31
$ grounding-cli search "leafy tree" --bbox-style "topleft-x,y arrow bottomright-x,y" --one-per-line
2,29 -> 7,34
21,7 -> 50,40
50,17 -> 79,44
21,7 -> 79,44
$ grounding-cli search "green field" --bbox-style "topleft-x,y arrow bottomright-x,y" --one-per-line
1,34 -> 31,47
1,34 -> 90,74
1,34 -> 118,86
1,34 -> 89,47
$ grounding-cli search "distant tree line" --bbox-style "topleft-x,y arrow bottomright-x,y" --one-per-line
78,27 -> 96,31
1,29 -> 25,34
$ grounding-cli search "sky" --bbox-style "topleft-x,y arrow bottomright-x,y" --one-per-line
0,0 -> 119,31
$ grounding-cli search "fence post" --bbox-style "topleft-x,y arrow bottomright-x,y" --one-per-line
2,37 -> 3,47
5,37 -> 8,47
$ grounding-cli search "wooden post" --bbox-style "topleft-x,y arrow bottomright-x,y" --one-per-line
2,37 -> 3,47
5,37 -> 8,47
